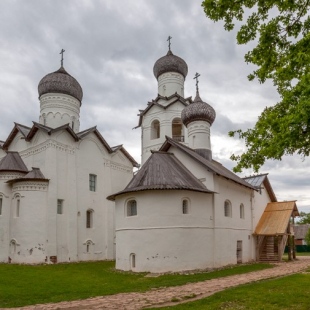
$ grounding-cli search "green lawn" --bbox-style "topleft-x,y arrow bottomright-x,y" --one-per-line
0,261 -> 272,308
154,270 -> 310,310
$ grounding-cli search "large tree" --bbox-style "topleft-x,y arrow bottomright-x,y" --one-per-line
202,0 -> 310,172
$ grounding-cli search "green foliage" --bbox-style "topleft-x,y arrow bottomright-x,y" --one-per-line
297,211 -> 310,224
155,271 -> 310,309
0,261 -> 271,307
202,0 -> 310,172
305,228 -> 310,245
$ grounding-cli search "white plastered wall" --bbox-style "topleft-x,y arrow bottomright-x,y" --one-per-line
141,100 -> 188,164
115,190 -> 214,273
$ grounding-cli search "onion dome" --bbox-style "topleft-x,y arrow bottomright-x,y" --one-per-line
153,50 -> 188,80
181,91 -> 216,126
38,66 -> 83,102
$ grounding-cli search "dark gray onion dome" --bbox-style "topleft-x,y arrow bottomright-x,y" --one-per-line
153,50 -> 188,80
181,91 -> 216,126
38,66 -> 83,103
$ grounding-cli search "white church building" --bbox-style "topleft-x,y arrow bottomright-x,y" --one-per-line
0,46 -> 298,271
0,64 -> 138,264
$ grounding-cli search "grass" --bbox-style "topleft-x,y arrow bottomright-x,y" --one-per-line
153,269 -> 310,310
0,261 -> 272,308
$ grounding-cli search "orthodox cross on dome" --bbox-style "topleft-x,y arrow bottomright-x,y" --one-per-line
167,36 -> 172,51
60,49 -> 65,67
193,72 -> 201,93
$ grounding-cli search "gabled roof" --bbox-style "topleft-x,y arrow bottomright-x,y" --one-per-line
135,93 -> 192,128
243,174 -> 277,202
2,122 -> 79,150
160,137 -> 255,190
254,201 -> 299,236
111,144 -> 140,168
293,224 -> 310,239
6,167 -> 49,184
1,123 -> 138,168
27,122 -> 79,142
0,152 -> 28,173
107,151 -> 214,201
77,126 -> 113,152
2,123 -> 31,149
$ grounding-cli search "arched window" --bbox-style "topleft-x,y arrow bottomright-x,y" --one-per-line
172,118 -> 183,142
240,203 -> 245,219
224,200 -> 232,217
151,120 -> 160,139
127,200 -> 137,217
0,196 -> 3,216
182,199 -> 189,214
86,209 -> 94,228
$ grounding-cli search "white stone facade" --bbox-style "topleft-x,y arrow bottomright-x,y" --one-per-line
0,66 -> 137,264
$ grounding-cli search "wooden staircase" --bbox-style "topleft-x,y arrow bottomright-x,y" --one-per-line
259,236 -> 279,262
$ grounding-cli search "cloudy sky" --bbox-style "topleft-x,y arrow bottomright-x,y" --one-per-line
0,0 -> 309,213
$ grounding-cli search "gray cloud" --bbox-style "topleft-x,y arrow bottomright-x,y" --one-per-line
0,0 -> 309,212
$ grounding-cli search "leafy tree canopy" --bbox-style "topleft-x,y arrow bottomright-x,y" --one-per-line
296,211 -> 310,224
202,0 -> 310,172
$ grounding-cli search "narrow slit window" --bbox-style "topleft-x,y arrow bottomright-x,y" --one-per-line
16,199 -> 20,217
0,197 -> 2,215
182,199 -> 189,214
240,203 -> 245,219
86,210 -> 93,228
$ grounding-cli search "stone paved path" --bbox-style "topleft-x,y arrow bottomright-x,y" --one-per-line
9,257 -> 310,310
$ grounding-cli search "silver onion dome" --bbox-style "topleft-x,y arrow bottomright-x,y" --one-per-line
38,66 -> 83,103
181,91 -> 216,127
153,50 -> 188,80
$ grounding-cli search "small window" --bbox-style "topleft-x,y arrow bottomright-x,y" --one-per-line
57,199 -> 63,214
182,199 -> 189,214
130,253 -> 136,269
86,210 -> 93,228
0,197 -> 2,215
224,200 -> 232,217
240,203 -> 245,219
151,120 -> 160,140
89,174 -> 97,192
16,198 -> 20,217
127,200 -> 137,216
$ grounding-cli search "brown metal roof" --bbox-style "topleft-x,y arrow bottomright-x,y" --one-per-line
0,152 -> 28,173
243,174 -> 277,202
160,137 -> 255,190
107,151 -> 214,201
293,224 -> 310,239
6,167 -> 49,184
254,201 -> 299,236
